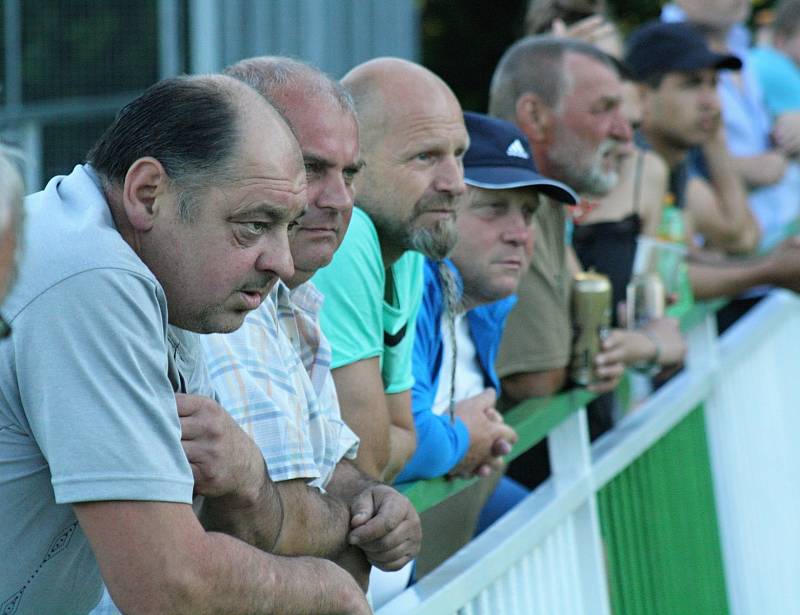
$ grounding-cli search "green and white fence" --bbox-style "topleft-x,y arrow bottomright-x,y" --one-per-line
381,289 -> 800,615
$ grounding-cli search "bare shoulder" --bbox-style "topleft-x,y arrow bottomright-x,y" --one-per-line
638,149 -> 669,235
641,149 -> 668,183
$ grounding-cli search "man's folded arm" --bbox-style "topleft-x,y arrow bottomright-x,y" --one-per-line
75,500 -> 370,615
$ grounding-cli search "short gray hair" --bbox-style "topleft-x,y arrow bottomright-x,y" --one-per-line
224,56 -> 356,121
489,35 -> 621,120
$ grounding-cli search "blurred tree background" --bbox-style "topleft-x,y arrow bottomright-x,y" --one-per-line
420,0 -> 778,112
21,0 -> 159,101
4,0 -> 175,182
1,0 -> 781,184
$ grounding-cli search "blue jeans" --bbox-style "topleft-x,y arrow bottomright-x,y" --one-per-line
476,476 -> 529,535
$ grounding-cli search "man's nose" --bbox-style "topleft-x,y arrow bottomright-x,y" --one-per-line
256,232 -> 295,281
503,213 -> 532,247
610,110 -> 633,143
434,156 -> 466,196
699,85 -> 721,110
315,173 -> 353,212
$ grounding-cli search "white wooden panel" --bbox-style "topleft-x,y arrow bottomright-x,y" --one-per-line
704,291 -> 800,615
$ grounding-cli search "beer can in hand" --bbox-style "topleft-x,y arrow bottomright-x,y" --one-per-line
570,272 -> 612,386
625,272 -> 665,330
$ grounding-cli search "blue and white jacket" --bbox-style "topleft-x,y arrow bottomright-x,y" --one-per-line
395,258 -> 516,482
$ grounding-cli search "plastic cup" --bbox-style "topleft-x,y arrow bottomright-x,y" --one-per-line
632,235 -> 687,299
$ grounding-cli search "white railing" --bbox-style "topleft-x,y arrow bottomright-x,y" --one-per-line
379,290 -> 800,615
701,291 -> 800,615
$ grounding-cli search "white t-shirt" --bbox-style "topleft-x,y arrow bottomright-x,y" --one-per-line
432,313 -> 485,415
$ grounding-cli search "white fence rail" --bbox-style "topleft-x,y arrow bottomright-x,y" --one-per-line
379,290 -> 800,615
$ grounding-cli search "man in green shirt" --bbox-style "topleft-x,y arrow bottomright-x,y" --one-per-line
313,59 -> 469,485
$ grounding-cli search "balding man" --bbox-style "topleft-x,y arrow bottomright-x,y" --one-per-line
0,76 -> 369,615
311,58 -> 468,485
197,57 -> 420,592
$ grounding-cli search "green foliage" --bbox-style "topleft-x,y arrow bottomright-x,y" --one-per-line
420,0 -> 529,113
606,0 -> 662,34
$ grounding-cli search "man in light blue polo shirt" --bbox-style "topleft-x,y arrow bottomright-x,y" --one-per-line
0,75 -> 370,615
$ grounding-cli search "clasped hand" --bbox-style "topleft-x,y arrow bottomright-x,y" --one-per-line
177,393 -> 265,506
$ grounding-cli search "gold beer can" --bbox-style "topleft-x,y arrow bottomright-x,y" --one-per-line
625,272 -> 665,330
570,272 -> 612,386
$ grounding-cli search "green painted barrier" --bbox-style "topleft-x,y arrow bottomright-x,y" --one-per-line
400,388 -> 595,513
598,405 -> 729,615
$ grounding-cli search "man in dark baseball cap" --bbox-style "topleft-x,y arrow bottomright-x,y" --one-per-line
626,19 -> 744,213
626,19 -> 800,325
625,20 -> 741,83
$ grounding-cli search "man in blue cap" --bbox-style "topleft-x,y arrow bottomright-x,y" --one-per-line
395,112 -> 578,573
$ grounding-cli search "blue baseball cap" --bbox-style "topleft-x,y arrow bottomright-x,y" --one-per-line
463,111 -> 578,205
624,21 -> 741,82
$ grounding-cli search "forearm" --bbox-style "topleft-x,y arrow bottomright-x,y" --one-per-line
382,389 -> 416,483
202,476 -> 352,560
135,536 -> 365,615
273,467 -> 373,588
77,501 -> 368,615
688,257 -> 769,300
500,367 -> 568,403
733,153 -> 786,188
273,480 -> 353,557
198,467 -> 284,553
703,141 -> 761,253
349,427 -> 389,480
613,329 -> 658,366
383,423 -> 416,483
333,359 -> 391,480
184,532 -> 367,615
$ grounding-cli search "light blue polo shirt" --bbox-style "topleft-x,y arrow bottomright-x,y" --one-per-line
0,165 -> 194,615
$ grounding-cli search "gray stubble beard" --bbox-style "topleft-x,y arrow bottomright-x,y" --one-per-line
409,216 -> 458,260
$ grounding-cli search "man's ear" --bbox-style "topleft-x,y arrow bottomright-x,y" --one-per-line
515,93 -> 552,143
122,157 -> 169,232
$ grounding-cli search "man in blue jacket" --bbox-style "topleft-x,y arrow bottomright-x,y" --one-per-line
396,112 -> 577,572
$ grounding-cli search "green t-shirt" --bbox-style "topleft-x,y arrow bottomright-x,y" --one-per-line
312,207 -> 424,394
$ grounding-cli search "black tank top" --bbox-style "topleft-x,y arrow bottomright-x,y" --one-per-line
572,152 -> 645,325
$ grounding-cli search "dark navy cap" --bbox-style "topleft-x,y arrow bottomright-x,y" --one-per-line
463,111 -> 578,205
625,21 -> 742,82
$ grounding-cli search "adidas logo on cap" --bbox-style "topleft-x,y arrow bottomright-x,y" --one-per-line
506,139 -> 529,159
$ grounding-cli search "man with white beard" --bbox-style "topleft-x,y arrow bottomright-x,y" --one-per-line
490,37 -> 633,405
489,37 -> 687,481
